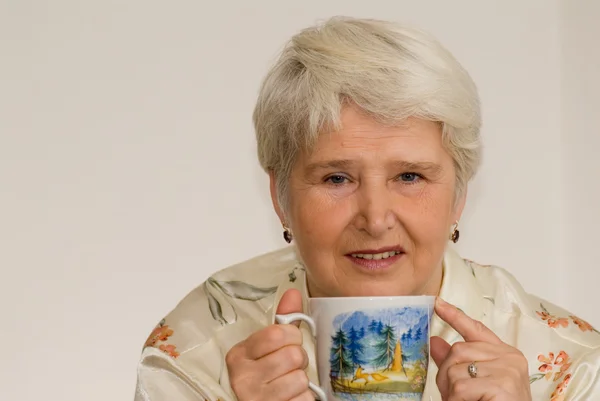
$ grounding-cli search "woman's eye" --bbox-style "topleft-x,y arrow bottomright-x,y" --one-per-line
399,173 -> 421,182
326,175 -> 347,185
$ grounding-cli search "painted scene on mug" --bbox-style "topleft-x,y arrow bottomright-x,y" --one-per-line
328,305 -> 432,400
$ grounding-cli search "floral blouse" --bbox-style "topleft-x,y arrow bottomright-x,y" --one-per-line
133,246 -> 600,401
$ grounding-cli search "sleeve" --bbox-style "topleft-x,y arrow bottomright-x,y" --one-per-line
562,346 -> 600,400
132,261 -> 285,401
134,347 -> 233,401
132,281 -> 241,401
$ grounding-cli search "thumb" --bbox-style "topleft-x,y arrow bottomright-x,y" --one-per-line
430,336 -> 452,368
275,288 -> 303,327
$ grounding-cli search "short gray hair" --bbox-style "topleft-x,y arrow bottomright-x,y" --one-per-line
253,16 -> 482,210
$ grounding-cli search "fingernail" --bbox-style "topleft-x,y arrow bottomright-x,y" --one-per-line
436,297 -> 447,307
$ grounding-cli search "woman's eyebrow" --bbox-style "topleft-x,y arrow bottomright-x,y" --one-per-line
391,161 -> 443,174
304,159 -> 356,174
304,159 -> 443,174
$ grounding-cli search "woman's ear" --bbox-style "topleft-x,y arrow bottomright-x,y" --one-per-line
453,186 -> 468,223
269,171 -> 286,225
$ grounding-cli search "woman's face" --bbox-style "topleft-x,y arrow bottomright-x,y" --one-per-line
270,107 -> 466,297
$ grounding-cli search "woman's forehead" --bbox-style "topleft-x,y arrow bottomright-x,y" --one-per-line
302,118 -> 447,165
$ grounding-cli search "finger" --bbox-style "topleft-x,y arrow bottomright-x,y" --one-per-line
447,361 -> 492,383
441,341 -> 505,366
289,390 -> 315,401
276,289 -> 304,327
264,369 -> 310,401
435,341 -> 505,398
244,324 -> 303,360
430,336 -> 452,368
447,377 -> 505,400
257,345 -> 308,383
435,297 -> 502,344
431,338 -> 503,370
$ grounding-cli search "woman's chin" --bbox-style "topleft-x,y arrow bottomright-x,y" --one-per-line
330,281 -> 417,298
335,288 -> 412,298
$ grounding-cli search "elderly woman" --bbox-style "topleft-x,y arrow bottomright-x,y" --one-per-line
134,17 -> 599,401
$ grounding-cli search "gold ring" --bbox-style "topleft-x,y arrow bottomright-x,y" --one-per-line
467,361 -> 478,378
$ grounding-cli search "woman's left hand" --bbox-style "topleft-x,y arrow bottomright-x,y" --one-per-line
430,298 -> 533,401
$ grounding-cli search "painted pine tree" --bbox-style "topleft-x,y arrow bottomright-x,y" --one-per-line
329,328 -> 353,382
368,320 -> 379,333
405,328 -> 413,345
414,327 -> 422,341
373,324 -> 397,370
347,327 -> 365,370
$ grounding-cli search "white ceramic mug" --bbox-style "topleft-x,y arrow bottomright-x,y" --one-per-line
276,296 -> 435,401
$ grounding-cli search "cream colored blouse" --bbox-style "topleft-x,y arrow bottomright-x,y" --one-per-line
133,246 -> 600,401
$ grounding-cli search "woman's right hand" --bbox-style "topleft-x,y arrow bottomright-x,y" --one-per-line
225,289 -> 313,401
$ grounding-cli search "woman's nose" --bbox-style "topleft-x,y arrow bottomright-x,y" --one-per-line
354,184 -> 396,237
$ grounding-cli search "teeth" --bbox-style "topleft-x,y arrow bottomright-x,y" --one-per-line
351,251 -> 400,260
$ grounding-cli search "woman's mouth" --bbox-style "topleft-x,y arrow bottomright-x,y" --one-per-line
349,250 -> 402,260
345,248 -> 405,271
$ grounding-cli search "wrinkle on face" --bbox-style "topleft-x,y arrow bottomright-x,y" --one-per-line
277,106 -> 464,298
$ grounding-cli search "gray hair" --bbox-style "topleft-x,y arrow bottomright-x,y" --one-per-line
253,16 -> 482,211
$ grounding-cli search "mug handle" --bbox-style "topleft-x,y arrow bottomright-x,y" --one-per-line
275,313 -> 327,401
